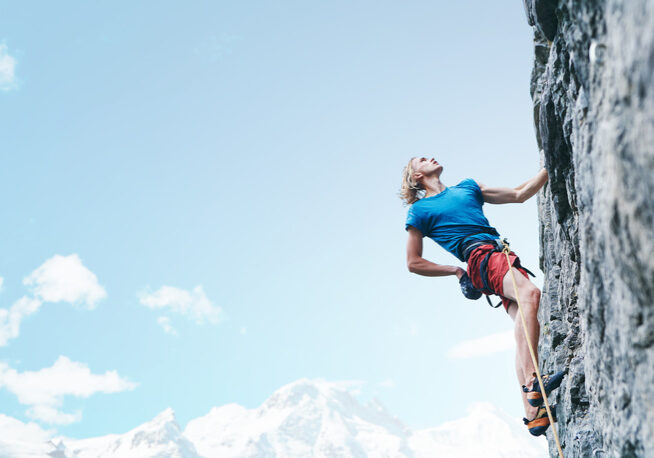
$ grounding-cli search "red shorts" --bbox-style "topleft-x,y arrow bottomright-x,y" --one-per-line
466,244 -> 529,312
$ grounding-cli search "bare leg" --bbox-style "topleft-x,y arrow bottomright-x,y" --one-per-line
503,267 -> 541,419
507,301 -> 537,419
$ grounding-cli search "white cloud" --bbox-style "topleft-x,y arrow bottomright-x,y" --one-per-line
379,379 -> 395,389
0,413 -> 55,457
0,413 -> 53,443
0,255 -> 106,346
27,405 -> 81,425
23,254 -> 107,309
0,276 -> 4,292
0,297 -> 43,346
157,316 -> 178,336
0,356 -> 137,425
446,330 -> 515,359
140,285 -> 221,325
0,43 -> 17,91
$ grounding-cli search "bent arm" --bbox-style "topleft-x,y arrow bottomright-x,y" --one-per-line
477,168 -> 548,204
406,227 -> 464,278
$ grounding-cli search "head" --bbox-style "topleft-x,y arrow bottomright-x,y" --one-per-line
399,156 -> 443,205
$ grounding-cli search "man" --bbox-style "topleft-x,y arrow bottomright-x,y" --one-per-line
400,156 -> 563,436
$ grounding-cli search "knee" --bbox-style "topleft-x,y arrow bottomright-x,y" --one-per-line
528,287 -> 541,305
523,287 -> 541,316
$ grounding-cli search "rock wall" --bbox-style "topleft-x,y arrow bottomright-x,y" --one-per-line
524,0 -> 654,456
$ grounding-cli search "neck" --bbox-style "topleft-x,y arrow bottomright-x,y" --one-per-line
422,176 -> 446,197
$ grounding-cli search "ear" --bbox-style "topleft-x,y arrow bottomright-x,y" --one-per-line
412,171 -> 423,182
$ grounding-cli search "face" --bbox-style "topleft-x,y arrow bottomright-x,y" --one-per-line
411,156 -> 443,181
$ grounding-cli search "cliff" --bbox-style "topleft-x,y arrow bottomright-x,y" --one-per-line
524,0 -> 654,456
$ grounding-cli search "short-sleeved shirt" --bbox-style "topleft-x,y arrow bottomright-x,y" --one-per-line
405,178 -> 500,261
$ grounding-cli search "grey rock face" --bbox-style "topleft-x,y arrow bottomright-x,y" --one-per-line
525,0 -> 654,456
522,0 -> 558,41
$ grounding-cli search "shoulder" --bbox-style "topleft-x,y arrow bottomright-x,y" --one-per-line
456,178 -> 482,190
405,202 -> 426,234
406,199 -> 431,220
406,200 -> 426,216
457,178 -> 484,203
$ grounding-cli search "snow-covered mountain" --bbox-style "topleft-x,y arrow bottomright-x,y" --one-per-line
1,379 -> 547,457
184,379 -> 412,457
409,402 -> 546,457
52,408 -> 200,458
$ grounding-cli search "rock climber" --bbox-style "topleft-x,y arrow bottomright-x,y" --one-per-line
400,156 -> 564,436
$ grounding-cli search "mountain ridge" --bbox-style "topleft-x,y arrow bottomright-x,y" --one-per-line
2,378 -> 547,457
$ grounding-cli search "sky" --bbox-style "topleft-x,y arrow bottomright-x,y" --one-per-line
0,0 -> 543,439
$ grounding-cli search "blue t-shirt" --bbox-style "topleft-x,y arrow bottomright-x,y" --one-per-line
405,178 -> 500,261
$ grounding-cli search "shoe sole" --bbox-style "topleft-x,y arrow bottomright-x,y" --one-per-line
526,406 -> 557,437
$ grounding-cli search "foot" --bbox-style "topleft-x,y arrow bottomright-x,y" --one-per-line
522,370 -> 565,407
523,404 -> 557,437
525,404 -> 539,421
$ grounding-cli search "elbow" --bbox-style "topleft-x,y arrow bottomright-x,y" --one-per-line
515,190 -> 527,203
407,259 -> 419,273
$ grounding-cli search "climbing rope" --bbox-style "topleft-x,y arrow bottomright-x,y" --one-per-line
502,240 -> 564,458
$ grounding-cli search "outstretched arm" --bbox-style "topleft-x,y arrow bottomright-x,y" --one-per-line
406,227 -> 465,279
477,168 -> 548,204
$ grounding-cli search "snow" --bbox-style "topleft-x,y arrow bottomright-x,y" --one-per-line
0,379 -> 548,457
410,402 -> 548,457
54,408 -> 200,458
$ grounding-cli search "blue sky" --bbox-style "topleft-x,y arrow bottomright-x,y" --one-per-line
0,1 -> 542,438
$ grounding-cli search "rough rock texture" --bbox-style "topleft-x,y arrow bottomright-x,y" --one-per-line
525,0 -> 654,456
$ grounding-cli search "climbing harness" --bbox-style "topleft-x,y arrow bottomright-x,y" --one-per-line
480,238 -> 535,308
461,238 -> 536,308
501,239 -> 564,458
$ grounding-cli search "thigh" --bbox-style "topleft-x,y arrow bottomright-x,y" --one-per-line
501,267 -> 534,303
506,300 -> 518,320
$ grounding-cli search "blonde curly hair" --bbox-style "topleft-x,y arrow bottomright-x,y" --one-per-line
399,157 -> 425,205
